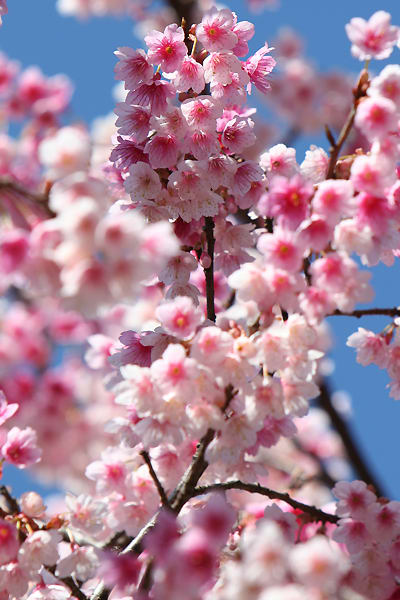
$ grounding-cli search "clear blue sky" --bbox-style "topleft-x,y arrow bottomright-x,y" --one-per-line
1,0 -> 400,499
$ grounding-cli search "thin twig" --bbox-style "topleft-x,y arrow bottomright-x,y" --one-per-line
60,576 -> 88,600
140,450 -> 170,508
329,307 -> 400,319
203,216 -> 216,322
48,565 -> 88,600
192,481 -> 338,524
325,68 -> 369,180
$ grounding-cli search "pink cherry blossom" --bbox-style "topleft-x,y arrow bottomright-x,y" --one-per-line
156,296 -> 202,340
114,47 -> 154,90
181,95 -> 221,130
333,517 -> 369,553
0,520 -> 18,565
151,342 -> 198,396
20,491 -> 46,518
345,11 -> 400,61
258,227 -> 305,273
85,334 -> 116,370
127,75 -> 175,116
244,43 -> 276,94
184,128 -> 220,160
232,19 -> 255,57
189,494 -> 236,545
196,8 -> 238,53
347,327 -> 389,368
300,145 -> 329,183
124,161 -> 162,202
333,480 -> 377,519
109,330 -> 153,368
144,132 -> 179,168
98,552 -> 141,589
110,135 -> 148,171
203,51 -> 246,86
350,153 -> 395,196
369,64 -> 400,109
355,96 -> 398,141
289,535 -> 348,591
114,102 -> 151,140
2,426 -> 42,467
0,390 -> 18,426
171,526 -> 218,585
222,116 -> 256,155
145,24 -> 187,73
85,446 -> 132,493
266,174 -> 313,229
260,144 -> 298,178
18,530 -> 61,573
169,56 -> 205,93
312,179 -> 354,224
230,160 -> 264,196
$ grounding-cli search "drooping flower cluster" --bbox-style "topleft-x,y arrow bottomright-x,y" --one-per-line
112,9 -> 275,225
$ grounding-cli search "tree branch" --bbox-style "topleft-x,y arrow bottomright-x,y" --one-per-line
316,381 -> 385,497
170,428 -> 214,513
203,216 -> 216,322
192,481 -> 338,524
0,485 -> 20,515
325,68 -> 369,180
140,450 -> 170,508
59,576 -> 88,600
329,307 -> 400,319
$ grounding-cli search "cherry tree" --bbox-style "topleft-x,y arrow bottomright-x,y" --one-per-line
0,2 -> 399,599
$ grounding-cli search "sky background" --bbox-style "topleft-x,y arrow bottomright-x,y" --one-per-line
1,0 -> 400,500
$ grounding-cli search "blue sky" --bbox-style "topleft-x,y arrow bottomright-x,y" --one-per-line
1,0 -> 400,499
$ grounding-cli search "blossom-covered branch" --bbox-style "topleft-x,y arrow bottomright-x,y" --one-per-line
192,481 -> 339,524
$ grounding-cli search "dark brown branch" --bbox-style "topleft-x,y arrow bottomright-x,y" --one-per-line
0,485 -> 20,515
324,124 -> 336,148
48,564 -> 88,600
203,216 -> 216,322
330,307 -> 400,319
91,414 -> 219,600
192,481 -> 338,524
60,576 -> 88,600
326,105 -> 357,179
316,382 -> 385,498
91,426 -> 214,600
326,68 -> 369,180
170,428 -> 215,512
140,450 -> 170,508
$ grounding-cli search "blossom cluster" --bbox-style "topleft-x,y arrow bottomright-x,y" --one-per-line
348,322 -> 400,400
112,9 -> 275,225
0,6 -> 399,600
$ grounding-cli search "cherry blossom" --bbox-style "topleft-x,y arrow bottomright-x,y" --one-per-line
345,11 -> 400,61
145,24 -> 187,73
